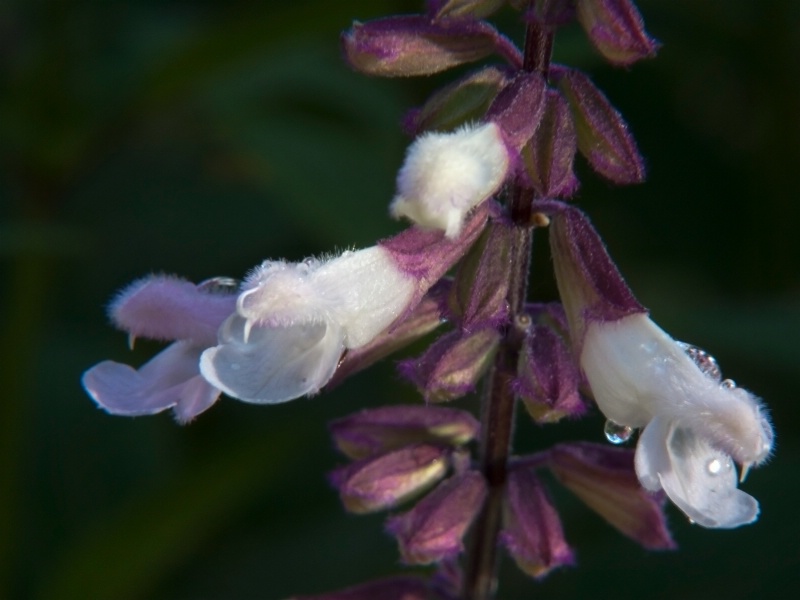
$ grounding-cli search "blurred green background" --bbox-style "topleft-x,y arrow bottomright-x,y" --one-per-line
1,0 -> 798,598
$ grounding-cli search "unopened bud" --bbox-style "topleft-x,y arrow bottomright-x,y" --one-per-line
515,324 -> 586,424
449,220 -> 512,330
342,16 -> 502,78
399,328 -> 501,402
386,471 -> 488,564
329,405 -> 480,460
485,72 -> 547,151
501,468 -> 574,579
405,66 -> 507,135
554,68 -> 645,185
521,90 -> 578,198
330,444 -> 450,514
576,0 -> 659,66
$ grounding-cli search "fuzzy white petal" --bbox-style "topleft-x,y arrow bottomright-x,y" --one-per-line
390,123 -> 509,238
637,417 -> 759,528
313,247 -> 415,348
199,314 -> 344,404
582,314 -> 773,465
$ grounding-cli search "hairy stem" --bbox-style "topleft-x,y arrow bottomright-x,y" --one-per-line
461,17 -> 553,600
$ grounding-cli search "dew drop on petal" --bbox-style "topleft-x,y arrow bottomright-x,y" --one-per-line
677,341 -> 722,382
604,419 -> 634,444
706,457 -> 732,476
721,378 -> 736,389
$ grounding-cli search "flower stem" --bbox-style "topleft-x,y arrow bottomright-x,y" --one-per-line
462,16 -> 553,600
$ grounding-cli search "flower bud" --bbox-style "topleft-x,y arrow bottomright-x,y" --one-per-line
484,71 -> 547,151
501,468 -> 574,579
554,67 -> 645,185
405,66 -> 507,135
342,16 -> 502,78
548,442 -> 676,549
448,220 -> 512,330
329,444 -> 450,514
390,123 -> 510,238
386,471 -> 487,565
520,90 -> 578,198
576,0 -> 659,66
514,324 -> 586,424
398,328 -> 501,402
329,405 -> 480,460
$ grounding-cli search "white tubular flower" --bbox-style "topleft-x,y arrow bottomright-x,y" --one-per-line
390,122 -> 510,239
200,247 -> 415,404
582,314 -> 773,528
549,204 -> 774,529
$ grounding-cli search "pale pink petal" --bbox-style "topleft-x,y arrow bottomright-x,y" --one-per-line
110,275 -> 237,346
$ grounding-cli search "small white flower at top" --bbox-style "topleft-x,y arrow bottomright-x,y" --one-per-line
390,122 -> 510,239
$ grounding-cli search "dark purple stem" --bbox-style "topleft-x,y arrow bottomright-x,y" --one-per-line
462,14 -> 554,600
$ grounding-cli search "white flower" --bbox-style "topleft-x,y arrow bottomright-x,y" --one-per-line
200,247 -> 415,404
581,313 -> 773,528
390,122 -> 509,239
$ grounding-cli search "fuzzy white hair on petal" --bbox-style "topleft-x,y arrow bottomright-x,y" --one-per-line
390,122 -> 509,238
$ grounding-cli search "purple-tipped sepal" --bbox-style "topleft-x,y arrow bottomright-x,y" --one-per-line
576,0 -> 659,66
398,328 -> 501,402
290,576 -> 436,600
329,405 -> 480,460
386,471 -> 488,565
382,200 -> 490,300
485,72 -> 547,152
448,220 -> 512,331
514,323 -> 587,424
329,444 -> 451,514
501,467 -> 575,579
521,90 -> 579,199
547,204 -> 645,347
404,66 -> 508,135
81,275 -> 237,423
554,67 -> 645,185
342,16 -> 513,78
548,442 -> 676,549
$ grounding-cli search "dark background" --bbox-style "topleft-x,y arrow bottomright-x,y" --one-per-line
1,1 -> 798,598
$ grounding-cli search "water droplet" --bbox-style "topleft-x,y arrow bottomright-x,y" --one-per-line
706,457 -> 731,476
677,342 -> 722,382
198,277 -> 239,294
604,419 -> 634,444
721,378 -> 736,389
